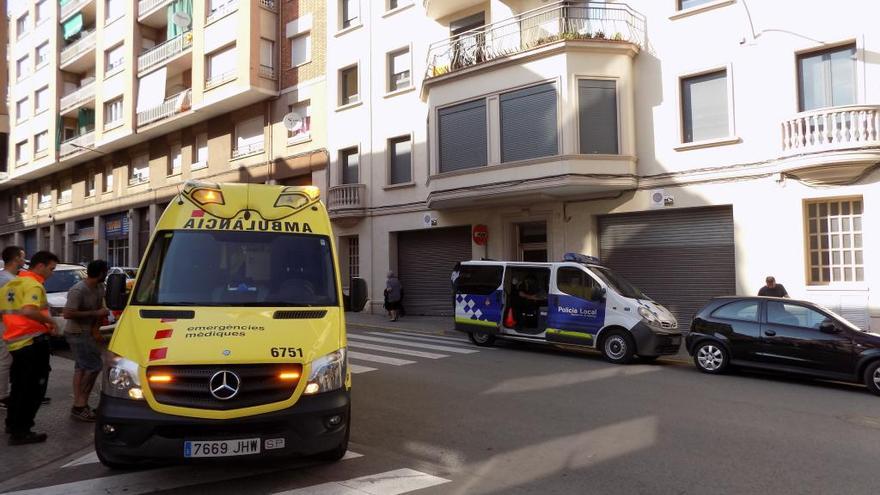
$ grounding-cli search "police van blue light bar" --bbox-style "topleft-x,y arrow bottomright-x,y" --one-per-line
563,253 -> 602,265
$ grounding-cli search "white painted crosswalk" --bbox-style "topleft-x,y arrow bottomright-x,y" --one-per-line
5,450 -> 450,495
345,330 -> 480,376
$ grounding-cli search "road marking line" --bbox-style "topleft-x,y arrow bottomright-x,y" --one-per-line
347,352 -> 416,366
349,364 -> 378,374
387,331 -> 471,344
363,331 -> 479,349
3,451 -> 364,495
62,452 -> 99,469
347,341 -> 448,359
346,335 -> 478,354
273,468 -> 451,495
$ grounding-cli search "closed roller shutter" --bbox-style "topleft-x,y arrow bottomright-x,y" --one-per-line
397,226 -> 472,316
599,206 -> 735,331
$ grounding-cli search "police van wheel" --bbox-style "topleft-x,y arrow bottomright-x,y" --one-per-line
468,331 -> 495,347
601,330 -> 635,365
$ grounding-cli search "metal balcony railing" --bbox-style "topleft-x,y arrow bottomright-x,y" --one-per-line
231,142 -> 265,159
781,105 -> 880,155
61,0 -> 92,20
60,30 -> 96,67
425,1 -> 646,79
60,131 -> 96,157
59,82 -> 96,113
138,0 -> 174,20
137,89 -> 192,127
328,184 -> 366,211
206,70 -> 237,89
259,65 -> 277,80
258,0 -> 277,12
207,0 -> 238,23
138,32 -> 193,74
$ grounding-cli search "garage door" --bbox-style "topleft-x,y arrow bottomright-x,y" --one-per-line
397,226 -> 472,316
599,206 -> 735,331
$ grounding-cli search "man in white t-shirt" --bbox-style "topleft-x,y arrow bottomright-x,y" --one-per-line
0,246 -> 26,409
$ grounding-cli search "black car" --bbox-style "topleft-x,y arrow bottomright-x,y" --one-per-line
686,296 -> 880,395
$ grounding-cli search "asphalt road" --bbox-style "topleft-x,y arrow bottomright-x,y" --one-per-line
2,325 -> 880,494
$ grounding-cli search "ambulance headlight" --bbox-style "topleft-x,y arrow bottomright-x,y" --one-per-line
103,355 -> 144,400
303,348 -> 346,395
638,307 -> 662,327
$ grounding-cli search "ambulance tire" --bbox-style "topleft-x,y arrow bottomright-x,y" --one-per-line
600,329 -> 636,365
314,406 -> 351,462
468,331 -> 496,347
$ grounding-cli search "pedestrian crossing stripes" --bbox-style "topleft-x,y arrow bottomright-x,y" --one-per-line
273,468 -> 450,495
6,450 -> 450,495
344,330 -> 480,376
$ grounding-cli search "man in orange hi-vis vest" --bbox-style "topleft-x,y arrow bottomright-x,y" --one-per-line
1,251 -> 59,446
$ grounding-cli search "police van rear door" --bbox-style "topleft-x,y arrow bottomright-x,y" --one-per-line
453,263 -> 504,333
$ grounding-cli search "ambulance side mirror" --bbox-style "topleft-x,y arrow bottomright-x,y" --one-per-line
106,273 -> 128,311
350,277 -> 368,312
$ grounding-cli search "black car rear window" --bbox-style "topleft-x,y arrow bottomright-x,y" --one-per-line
711,300 -> 759,322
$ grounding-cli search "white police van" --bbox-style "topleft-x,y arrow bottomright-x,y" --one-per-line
452,254 -> 681,364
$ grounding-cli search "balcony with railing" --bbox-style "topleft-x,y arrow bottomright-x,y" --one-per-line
259,65 -> 277,80
328,184 -> 367,219
137,89 -> 192,127
59,82 -> 96,114
138,0 -> 174,25
60,131 -> 96,158
258,0 -> 277,12
782,105 -> 880,155
206,70 -> 238,90
231,142 -> 265,160
61,0 -> 94,21
138,32 -> 193,75
425,2 -> 645,81
60,30 -> 96,69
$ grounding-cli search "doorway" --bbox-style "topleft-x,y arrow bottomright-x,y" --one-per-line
516,221 -> 547,262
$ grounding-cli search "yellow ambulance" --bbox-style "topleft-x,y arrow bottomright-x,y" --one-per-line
96,181 -> 366,468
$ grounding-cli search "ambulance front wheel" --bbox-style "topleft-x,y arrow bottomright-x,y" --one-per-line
600,329 -> 636,365
468,331 -> 496,347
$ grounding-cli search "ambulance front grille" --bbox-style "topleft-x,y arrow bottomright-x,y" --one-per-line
147,363 -> 302,410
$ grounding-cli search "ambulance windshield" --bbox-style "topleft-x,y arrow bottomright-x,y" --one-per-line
133,230 -> 338,307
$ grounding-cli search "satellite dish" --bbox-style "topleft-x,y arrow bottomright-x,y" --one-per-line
282,112 -> 302,132
172,11 -> 192,29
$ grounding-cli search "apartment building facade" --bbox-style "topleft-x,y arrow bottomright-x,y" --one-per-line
325,0 -> 880,331
0,0 -> 327,267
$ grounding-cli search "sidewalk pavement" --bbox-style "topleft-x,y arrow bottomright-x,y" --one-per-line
0,353 -> 99,483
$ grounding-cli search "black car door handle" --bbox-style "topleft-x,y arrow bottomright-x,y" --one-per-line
764,330 -> 777,336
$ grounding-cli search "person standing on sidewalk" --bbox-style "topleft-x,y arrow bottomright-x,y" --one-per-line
0,246 -> 26,410
2,251 -> 59,445
63,260 -> 110,422
385,271 -> 403,322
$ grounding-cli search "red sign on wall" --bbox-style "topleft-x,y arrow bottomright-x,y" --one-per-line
472,224 -> 489,246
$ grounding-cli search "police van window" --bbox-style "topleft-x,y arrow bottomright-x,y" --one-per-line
134,230 -> 338,307
589,266 -> 648,300
557,267 -> 597,300
454,265 -> 503,295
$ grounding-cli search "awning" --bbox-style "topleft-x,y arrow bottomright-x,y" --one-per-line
136,67 -> 167,112
62,13 -> 83,41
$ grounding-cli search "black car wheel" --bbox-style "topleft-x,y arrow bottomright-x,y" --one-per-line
693,341 -> 728,374
468,331 -> 496,347
601,329 -> 635,365
864,361 -> 880,396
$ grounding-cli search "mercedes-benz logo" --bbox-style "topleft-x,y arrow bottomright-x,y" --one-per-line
209,370 -> 241,400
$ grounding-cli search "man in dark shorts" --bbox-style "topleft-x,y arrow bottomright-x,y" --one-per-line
758,276 -> 789,298
63,260 -> 110,422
